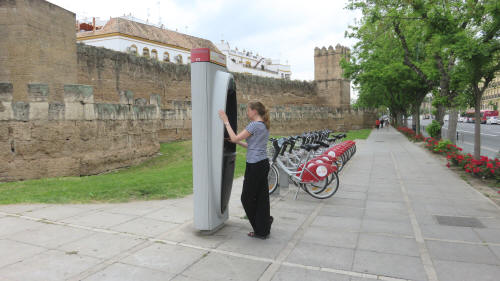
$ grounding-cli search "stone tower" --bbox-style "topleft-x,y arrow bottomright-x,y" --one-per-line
314,44 -> 350,109
0,0 -> 77,102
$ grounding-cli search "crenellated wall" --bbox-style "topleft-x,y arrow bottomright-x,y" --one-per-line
0,82 -> 162,181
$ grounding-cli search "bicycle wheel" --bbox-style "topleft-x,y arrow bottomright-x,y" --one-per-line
336,157 -> 344,172
268,164 -> 279,194
305,171 -> 339,199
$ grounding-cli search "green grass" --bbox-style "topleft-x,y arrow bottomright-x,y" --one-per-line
343,129 -> 372,140
0,129 -> 370,205
0,141 -> 247,205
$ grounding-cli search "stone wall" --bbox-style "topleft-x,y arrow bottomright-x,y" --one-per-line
76,44 -> 376,142
76,44 -> 319,107
0,0 -> 77,102
0,83 -> 161,181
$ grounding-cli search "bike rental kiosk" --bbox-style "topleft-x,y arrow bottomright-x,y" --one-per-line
191,48 -> 237,233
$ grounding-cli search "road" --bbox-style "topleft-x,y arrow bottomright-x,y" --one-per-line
410,119 -> 500,159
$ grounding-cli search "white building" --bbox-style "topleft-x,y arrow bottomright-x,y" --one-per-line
216,40 -> 291,79
77,16 -> 220,65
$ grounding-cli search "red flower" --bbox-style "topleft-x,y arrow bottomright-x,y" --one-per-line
446,163 -> 451,168
487,162 -> 494,169
491,169 -> 495,174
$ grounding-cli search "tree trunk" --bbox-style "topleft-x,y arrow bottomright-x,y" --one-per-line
412,104 -> 418,133
416,106 -> 421,135
447,107 -> 459,144
435,104 -> 445,140
474,96 -> 481,160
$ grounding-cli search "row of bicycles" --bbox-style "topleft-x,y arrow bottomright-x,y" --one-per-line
266,130 -> 356,199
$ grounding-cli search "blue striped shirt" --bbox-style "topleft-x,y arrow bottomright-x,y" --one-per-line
245,121 -> 269,163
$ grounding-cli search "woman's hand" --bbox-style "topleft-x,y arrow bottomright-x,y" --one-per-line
218,110 -> 229,123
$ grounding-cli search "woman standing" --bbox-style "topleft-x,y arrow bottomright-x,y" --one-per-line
218,101 -> 273,239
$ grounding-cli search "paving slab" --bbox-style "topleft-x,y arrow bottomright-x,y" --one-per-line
271,265 -> 350,281
300,226 -> 359,249
420,223 -> 483,242
21,205 -> 92,221
473,228 -> 500,244
286,241 -> 355,271
311,216 -> 363,231
426,240 -> 500,265
158,222 -> 237,249
82,262 -> 172,281
108,217 -> 180,237
0,239 -> 46,268
357,233 -> 419,257
60,210 -> 136,229
181,252 -> 269,281
0,216 -> 44,238
319,205 -> 365,219
352,246 -> 427,281
0,249 -> 102,281
58,232 -> 146,260
360,218 -> 414,236
433,259 -> 500,281
9,223 -> 95,248
0,204 -> 47,214
215,230 -> 288,259
121,243 -> 207,275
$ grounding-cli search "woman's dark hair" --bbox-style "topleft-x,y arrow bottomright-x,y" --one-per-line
248,101 -> 270,129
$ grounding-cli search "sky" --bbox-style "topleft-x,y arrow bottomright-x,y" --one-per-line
48,0 -> 360,82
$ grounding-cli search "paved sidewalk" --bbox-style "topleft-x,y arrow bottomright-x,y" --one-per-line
1,127 -> 500,281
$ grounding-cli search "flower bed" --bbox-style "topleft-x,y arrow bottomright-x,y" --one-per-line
422,137 -> 500,182
397,127 -> 500,183
397,127 -> 425,142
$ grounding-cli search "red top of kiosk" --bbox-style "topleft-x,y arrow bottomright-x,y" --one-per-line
191,48 -> 226,67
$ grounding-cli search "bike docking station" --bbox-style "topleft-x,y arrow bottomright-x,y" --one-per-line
190,48 -> 238,234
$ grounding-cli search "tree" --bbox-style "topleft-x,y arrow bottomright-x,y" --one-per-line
346,0 -> 500,159
346,0 -> 475,140
343,1 -> 432,131
455,0 -> 500,159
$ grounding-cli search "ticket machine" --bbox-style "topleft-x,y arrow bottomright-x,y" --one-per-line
191,48 -> 237,232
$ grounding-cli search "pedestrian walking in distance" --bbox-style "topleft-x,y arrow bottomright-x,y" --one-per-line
375,119 -> 380,129
218,101 -> 273,239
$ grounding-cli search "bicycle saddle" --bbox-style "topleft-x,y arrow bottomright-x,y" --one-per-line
300,143 -> 321,151
315,141 -> 329,147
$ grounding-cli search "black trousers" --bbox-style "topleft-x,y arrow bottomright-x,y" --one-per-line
242,159 -> 271,236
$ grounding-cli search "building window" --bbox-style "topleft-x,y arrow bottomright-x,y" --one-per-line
245,61 -> 251,67
128,45 -> 138,55
163,52 -> 170,62
175,54 -> 183,64
143,47 -> 150,57
281,73 -> 284,78
151,49 -> 158,60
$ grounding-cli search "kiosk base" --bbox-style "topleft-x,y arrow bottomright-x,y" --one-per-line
198,223 -> 226,235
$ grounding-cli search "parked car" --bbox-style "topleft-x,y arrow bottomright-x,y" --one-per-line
486,116 -> 498,125
458,116 -> 465,122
